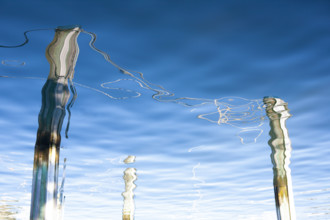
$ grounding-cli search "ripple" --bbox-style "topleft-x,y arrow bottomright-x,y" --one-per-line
1,60 -> 25,67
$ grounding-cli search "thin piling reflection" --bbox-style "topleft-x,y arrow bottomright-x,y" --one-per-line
122,156 -> 137,220
57,158 -> 67,220
30,26 -> 81,220
264,97 -> 296,220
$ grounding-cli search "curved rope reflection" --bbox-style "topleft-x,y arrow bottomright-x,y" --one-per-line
1,27 -> 266,143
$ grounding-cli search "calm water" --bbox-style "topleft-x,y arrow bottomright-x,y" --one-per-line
1,1 -> 330,219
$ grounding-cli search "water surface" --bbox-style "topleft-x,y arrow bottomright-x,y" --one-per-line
1,1 -> 330,219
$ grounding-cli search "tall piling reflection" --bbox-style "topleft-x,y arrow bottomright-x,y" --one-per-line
30,26 -> 81,220
122,156 -> 137,220
264,97 -> 296,220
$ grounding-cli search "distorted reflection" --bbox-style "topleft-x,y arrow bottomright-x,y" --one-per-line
83,29 -> 266,143
122,156 -> 137,220
30,26 -> 80,220
0,25 -> 298,219
0,27 -> 266,143
264,97 -> 296,220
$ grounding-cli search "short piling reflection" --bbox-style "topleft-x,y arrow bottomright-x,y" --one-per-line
57,158 -> 67,220
30,26 -> 80,220
264,97 -> 296,220
122,156 -> 137,220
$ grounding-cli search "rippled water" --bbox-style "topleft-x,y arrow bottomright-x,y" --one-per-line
1,1 -> 330,220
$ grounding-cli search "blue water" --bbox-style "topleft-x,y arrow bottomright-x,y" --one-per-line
1,1 -> 330,219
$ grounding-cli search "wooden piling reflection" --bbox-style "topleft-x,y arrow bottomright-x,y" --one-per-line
122,156 -> 137,220
264,97 -> 296,220
30,26 -> 80,220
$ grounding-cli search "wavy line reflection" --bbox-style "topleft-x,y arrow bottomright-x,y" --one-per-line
82,30 -> 265,142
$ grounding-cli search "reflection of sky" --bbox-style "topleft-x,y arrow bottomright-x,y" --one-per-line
1,1 -> 330,219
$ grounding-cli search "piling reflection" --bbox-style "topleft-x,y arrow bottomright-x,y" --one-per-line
264,97 -> 296,220
30,26 -> 80,220
1,26 -> 299,219
57,158 -> 67,220
122,156 -> 137,220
